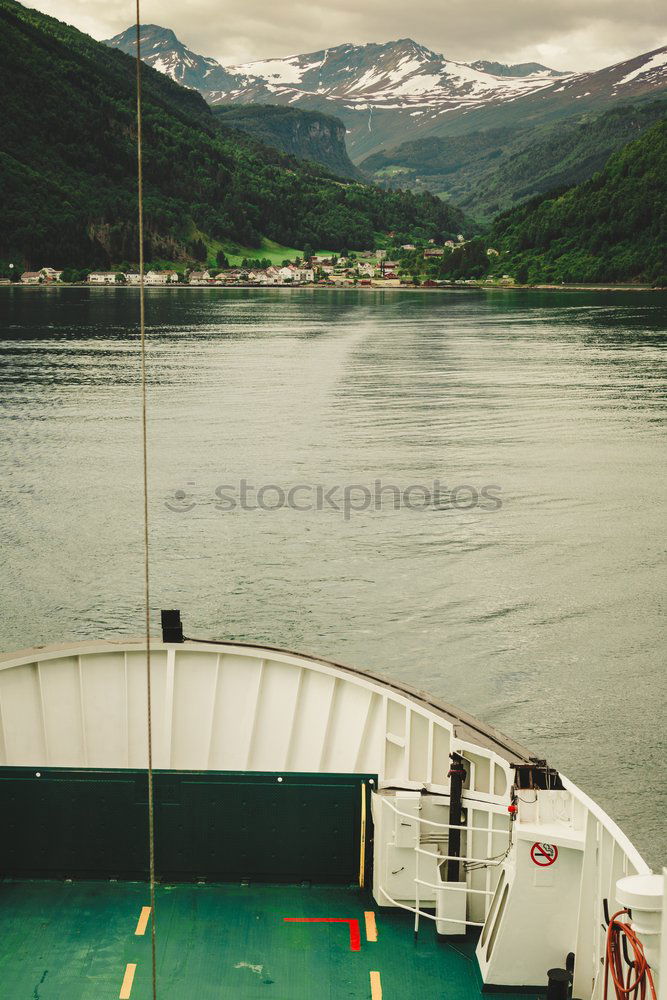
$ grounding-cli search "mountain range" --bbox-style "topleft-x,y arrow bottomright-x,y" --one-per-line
105,26 -> 667,160
1,0 -> 664,285
0,0 -> 465,269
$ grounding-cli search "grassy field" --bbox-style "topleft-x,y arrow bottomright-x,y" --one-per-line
221,238 -> 303,266
143,239 -> 350,272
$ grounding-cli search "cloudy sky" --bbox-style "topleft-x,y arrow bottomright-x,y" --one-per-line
26,0 -> 666,71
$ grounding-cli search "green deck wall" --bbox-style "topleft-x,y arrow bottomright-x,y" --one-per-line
0,768 -> 375,883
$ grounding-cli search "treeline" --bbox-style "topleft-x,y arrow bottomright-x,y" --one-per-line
489,118 -> 667,284
0,0 -> 466,269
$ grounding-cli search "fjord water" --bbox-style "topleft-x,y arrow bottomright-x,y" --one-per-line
1,286 -> 665,866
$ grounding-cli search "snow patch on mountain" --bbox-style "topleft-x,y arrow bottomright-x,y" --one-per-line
617,49 -> 667,86
232,56 -> 321,85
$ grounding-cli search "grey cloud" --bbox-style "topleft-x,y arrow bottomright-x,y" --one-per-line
26,0 -> 667,71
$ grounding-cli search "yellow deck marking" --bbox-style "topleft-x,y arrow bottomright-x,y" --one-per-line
135,906 -> 151,936
370,970 -> 383,999
119,963 -> 137,999
365,911 -> 378,942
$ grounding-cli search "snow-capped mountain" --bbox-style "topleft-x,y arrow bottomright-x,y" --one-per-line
104,24 -> 244,93
220,38 -> 568,109
103,27 -> 667,160
104,28 -> 568,112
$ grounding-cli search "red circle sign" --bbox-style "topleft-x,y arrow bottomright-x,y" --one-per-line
530,842 -> 559,866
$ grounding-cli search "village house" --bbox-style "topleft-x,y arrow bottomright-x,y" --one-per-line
125,273 -> 141,284
357,262 -> 377,278
371,276 -> 401,288
328,274 -> 354,286
215,269 -> 244,283
424,248 -> 444,258
40,267 -> 63,282
20,271 -> 42,284
383,261 -> 400,270
88,272 -> 122,284
188,270 -> 211,285
400,244 -> 416,251
145,270 -> 179,285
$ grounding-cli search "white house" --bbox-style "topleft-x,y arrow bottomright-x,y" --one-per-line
125,273 -> 141,284
40,267 -> 63,282
188,271 -> 211,285
145,270 -> 179,285
88,272 -> 122,285
20,271 -> 42,284
292,268 -> 314,284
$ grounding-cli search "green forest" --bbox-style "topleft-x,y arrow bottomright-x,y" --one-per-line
0,0 -> 465,269
489,118 -> 667,284
362,100 -> 667,221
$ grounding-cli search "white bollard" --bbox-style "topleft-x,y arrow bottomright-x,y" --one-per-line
616,872 -> 664,985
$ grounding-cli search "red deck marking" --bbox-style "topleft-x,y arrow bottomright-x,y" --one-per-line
283,917 -> 361,951
530,842 -> 559,866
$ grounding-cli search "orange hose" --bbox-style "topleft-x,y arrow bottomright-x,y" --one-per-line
604,909 -> 657,1000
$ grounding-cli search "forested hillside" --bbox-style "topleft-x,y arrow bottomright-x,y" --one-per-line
363,101 -> 667,220
0,0 -> 465,269
489,119 -> 667,284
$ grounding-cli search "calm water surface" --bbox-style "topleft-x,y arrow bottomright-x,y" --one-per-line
1,286 -> 665,866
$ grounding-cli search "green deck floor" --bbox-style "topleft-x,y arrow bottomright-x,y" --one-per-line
0,880 -> 540,999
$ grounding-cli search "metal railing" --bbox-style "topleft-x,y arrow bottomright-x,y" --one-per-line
376,795 -> 511,934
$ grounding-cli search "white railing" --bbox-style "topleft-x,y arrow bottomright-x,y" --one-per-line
376,794 -> 511,933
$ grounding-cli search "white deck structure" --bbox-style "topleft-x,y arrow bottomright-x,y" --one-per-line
0,638 -> 660,995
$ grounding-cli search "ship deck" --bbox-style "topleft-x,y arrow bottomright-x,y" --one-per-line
0,879 -> 539,999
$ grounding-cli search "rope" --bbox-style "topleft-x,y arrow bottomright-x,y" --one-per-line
604,909 -> 657,1000
135,7 -> 158,999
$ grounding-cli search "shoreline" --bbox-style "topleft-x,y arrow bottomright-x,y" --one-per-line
1,282 -> 663,293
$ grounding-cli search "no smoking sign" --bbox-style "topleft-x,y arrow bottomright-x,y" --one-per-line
530,842 -> 558,866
